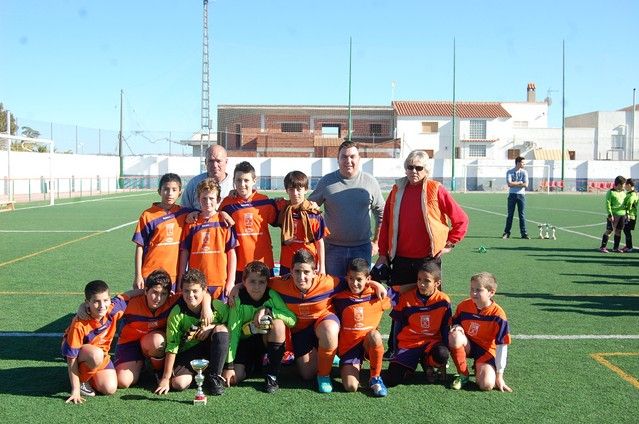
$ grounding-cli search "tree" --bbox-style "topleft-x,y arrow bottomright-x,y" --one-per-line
0,102 -> 18,135
21,126 -> 41,138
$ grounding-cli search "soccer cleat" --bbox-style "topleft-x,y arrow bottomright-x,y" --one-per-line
622,247 -> 634,253
333,355 -> 341,366
599,247 -> 609,253
316,375 -> 333,393
79,382 -> 95,397
383,348 -> 394,361
451,374 -> 469,390
281,350 -> 295,365
264,374 -> 279,394
209,374 -> 225,396
369,376 -> 388,397
521,234 -> 530,239
438,364 -> 448,383
612,248 -> 623,253
502,233 -> 510,239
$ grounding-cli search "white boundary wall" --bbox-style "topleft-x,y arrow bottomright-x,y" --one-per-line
2,152 -> 639,194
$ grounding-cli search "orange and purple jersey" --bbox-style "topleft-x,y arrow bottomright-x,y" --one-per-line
332,286 -> 391,356
275,198 -> 329,270
220,192 -> 278,270
61,295 -> 128,359
391,289 -> 451,349
132,203 -> 192,282
116,292 -> 181,347
181,213 -> 238,289
268,273 -> 345,333
452,298 -> 511,359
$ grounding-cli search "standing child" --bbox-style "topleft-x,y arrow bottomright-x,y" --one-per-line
622,178 -> 637,252
276,170 -> 329,275
222,261 -> 297,393
132,173 -> 192,288
385,261 -> 451,387
179,178 -> 238,299
155,269 -> 230,396
62,280 -> 133,403
332,258 -> 391,397
449,272 -> 512,392
599,175 -> 627,253
219,161 -> 278,282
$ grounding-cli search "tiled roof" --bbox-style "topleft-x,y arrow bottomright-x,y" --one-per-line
392,101 -> 511,118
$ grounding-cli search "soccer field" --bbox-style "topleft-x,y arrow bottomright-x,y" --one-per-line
0,191 -> 637,423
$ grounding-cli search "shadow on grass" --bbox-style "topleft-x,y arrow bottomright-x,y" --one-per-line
560,272 -> 639,286
501,292 -> 639,317
0,336 -> 63,362
0,365 -> 68,397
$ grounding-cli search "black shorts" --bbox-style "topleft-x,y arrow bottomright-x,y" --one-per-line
625,218 -> 636,231
390,256 -> 441,287
173,340 -> 211,377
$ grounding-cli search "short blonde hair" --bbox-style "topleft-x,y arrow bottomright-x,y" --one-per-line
471,272 -> 497,292
404,150 -> 432,175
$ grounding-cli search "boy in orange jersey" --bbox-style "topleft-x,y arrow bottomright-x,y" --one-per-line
332,258 -> 391,397
276,170 -> 329,275
449,272 -> 512,392
219,161 -> 278,282
385,261 -> 451,387
114,269 -> 213,389
62,280 -> 138,403
132,173 -> 192,289
179,178 -> 238,299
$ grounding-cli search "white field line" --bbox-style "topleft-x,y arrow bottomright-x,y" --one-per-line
0,221 -> 137,234
15,192 -> 153,211
462,205 -> 602,241
2,332 -> 639,340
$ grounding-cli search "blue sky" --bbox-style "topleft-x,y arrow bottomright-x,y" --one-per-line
2,0 -> 637,139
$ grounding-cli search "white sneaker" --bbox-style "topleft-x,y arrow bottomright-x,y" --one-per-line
80,382 -> 95,397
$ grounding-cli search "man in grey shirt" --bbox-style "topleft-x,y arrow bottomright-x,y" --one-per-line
181,144 -> 233,210
308,141 -> 384,276
502,156 -> 529,239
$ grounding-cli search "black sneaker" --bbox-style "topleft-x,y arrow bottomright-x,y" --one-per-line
264,374 -> 279,394
383,348 -> 394,361
502,233 -> 510,239
521,234 -> 530,239
209,374 -> 225,396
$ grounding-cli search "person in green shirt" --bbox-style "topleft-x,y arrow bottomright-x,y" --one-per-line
154,268 -> 230,396
622,178 -> 638,252
599,176 -> 627,253
222,261 -> 297,393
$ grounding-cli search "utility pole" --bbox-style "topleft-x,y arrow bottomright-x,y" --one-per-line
200,0 -> 211,171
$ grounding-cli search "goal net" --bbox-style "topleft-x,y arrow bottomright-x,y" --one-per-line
1,134 -> 55,206
461,163 -> 550,193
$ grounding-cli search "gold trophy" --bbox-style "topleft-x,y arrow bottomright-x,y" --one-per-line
190,359 -> 209,405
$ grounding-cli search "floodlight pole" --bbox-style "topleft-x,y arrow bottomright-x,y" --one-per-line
451,37 -> 457,191
118,89 -> 124,189
5,110 -> 11,201
561,40 -> 565,190
347,36 -> 353,142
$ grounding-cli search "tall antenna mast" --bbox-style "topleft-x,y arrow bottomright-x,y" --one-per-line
200,0 -> 211,170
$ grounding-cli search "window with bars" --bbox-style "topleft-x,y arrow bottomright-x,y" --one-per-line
369,123 -> 383,136
468,144 -> 487,157
469,120 -> 486,139
281,123 -> 304,133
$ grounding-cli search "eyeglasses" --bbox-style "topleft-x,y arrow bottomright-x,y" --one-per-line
406,165 -> 424,172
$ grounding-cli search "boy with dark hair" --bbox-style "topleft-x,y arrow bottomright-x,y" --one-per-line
222,261 -> 297,393
179,178 -> 238,299
622,178 -> 637,252
599,175 -> 627,253
276,170 -> 329,275
220,161 -> 278,282
132,173 -> 192,288
62,280 -> 131,403
385,261 -> 451,387
449,272 -> 512,392
155,269 -> 230,396
332,258 -> 391,397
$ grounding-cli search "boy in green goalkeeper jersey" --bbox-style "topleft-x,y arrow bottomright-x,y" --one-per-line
222,261 -> 297,393
599,175 -> 627,253
622,178 -> 638,252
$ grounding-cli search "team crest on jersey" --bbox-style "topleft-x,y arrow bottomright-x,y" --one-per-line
165,223 -> 175,243
244,213 -> 255,233
420,314 -> 431,329
353,306 -> 364,327
468,322 -> 480,336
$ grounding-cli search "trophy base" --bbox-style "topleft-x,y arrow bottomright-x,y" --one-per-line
193,395 -> 207,405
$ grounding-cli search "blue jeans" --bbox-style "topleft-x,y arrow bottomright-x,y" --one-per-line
325,242 -> 372,277
504,193 -> 527,236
